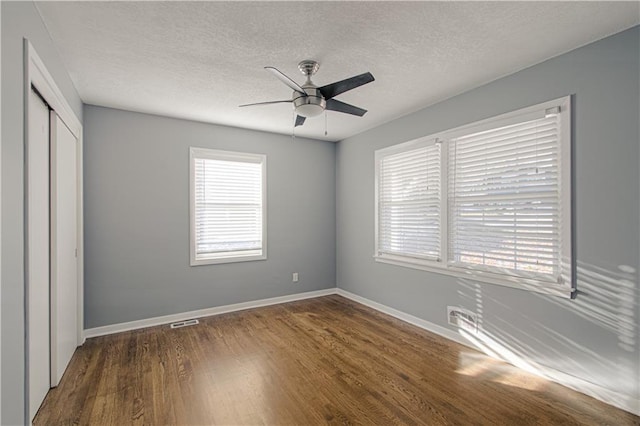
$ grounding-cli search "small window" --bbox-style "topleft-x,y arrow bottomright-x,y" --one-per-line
374,97 -> 572,297
190,147 -> 266,265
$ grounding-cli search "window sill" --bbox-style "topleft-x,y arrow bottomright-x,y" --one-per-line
191,251 -> 266,266
373,254 -> 574,299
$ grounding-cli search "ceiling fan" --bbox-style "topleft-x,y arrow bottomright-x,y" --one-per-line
240,60 -> 375,127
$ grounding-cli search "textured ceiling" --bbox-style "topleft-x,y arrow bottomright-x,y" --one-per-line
36,1 -> 639,142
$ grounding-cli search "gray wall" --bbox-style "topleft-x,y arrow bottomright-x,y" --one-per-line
83,106 -> 336,329
1,2 -> 83,424
1,1 -> 636,421
336,26 -> 640,407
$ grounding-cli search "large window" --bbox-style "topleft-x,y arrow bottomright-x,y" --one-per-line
374,97 -> 572,297
190,147 -> 266,265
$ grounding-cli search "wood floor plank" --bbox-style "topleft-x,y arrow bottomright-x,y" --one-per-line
34,295 -> 639,425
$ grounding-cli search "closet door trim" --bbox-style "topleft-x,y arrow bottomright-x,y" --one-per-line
24,39 -> 84,421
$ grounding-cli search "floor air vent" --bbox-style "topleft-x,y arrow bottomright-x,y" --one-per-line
170,319 -> 199,329
447,307 -> 478,333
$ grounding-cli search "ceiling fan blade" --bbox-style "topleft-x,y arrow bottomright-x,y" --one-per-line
239,100 -> 293,107
325,99 -> 367,117
319,72 -> 374,100
295,115 -> 306,127
265,67 -> 306,94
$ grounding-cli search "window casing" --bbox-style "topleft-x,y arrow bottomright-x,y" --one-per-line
374,97 -> 572,297
190,147 -> 266,266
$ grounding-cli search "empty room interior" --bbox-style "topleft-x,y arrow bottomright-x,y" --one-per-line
2,1 -> 640,424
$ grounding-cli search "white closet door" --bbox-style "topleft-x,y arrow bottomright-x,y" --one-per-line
27,90 -> 51,421
50,112 -> 78,387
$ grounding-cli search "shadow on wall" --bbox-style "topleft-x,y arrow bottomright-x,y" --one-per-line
454,261 -> 638,414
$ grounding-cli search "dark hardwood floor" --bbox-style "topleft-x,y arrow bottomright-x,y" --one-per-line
34,295 -> 639,425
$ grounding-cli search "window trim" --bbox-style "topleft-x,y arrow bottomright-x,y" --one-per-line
189,147 -> 267,266
374,96 -> 573,298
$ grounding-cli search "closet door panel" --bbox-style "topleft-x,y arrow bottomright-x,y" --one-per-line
27,89 -> 51,420
50,112 -> 78,387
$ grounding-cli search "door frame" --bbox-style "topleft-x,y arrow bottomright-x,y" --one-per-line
23,39 -> 84,420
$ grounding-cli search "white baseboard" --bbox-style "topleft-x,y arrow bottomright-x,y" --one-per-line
84,288 -> 337,339
336,288 -> 639,417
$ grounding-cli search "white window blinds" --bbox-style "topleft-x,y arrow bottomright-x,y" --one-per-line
190,148 -> 266,265
378,142 -> 441,260
448,114 -> 562,281
374,97 -> 572,296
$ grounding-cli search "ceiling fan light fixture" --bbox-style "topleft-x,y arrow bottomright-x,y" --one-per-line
296,103 -> 324,117
293,92 -> 326,117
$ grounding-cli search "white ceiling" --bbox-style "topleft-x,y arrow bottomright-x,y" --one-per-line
36,1 -> 639,142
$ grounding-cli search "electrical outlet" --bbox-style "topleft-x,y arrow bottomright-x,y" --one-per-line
292,272 -> 299,283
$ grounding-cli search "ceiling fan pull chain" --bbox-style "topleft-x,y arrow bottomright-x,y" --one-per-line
325,111 -> 328,136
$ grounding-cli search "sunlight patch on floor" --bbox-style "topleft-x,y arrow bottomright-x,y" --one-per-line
456,337 -> 546,392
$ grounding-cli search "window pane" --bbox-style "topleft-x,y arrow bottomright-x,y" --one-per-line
192,151 -> 264,262
448,115 -> 562,279
378,143 -> 441,260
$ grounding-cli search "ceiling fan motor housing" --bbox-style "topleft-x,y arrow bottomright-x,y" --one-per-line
293,86 -> 326,117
